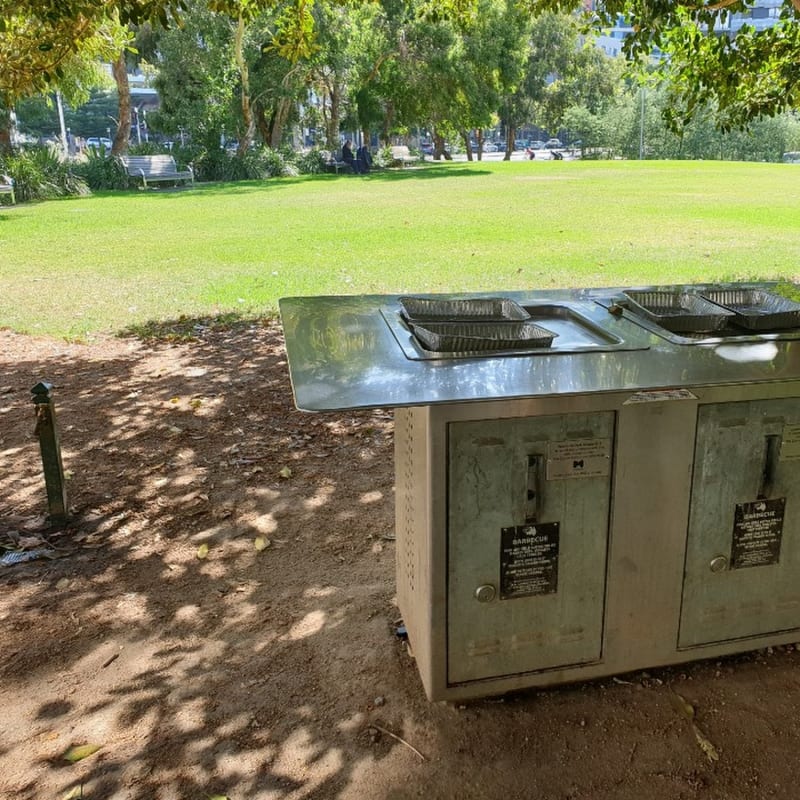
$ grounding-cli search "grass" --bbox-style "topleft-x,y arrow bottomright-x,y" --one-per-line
1,159 -> 799,338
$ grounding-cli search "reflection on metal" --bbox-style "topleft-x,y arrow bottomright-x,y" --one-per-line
280,284 -> 800,412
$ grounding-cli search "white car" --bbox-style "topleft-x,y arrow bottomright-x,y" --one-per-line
86,137 -> 113,152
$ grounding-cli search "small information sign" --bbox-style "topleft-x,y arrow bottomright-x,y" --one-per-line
546,438 -> 611,480
781,424 -> 800,461
500,522 -> 559,599
731,498 -> 786,569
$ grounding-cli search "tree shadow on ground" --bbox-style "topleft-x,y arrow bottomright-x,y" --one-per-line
2,318 -> 800,800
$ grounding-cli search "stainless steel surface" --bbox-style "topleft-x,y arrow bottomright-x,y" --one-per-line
395,384 -> 800,701
280,285 -> 800,412
595,294 -> 800,348
282,283 -> 800,702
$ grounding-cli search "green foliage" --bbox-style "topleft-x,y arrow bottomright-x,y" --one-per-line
295,147 -> 327,174
259,146 -> 298,177
0,145 -> 89,201
72,150 -> 130,189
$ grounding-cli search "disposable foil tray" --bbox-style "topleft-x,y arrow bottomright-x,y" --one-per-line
623,290 -> 735,333
700,288 -> 800,330
409,320 -> 556,352
399,296 -> 530,322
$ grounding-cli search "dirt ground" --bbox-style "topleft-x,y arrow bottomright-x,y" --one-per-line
2,318 -> 800,800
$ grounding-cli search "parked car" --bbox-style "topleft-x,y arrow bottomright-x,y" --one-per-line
544,138 -> 563,149
483,142 -> 498,153
514,140 -> 527,151
86,137 -> 113,152
529,140 -> 546,149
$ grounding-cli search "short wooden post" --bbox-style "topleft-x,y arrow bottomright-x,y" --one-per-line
31,381 -> 69,523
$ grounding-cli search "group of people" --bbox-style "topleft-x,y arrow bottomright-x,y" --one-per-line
342,140 -> 372,174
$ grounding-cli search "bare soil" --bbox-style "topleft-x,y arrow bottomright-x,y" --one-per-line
1,319 -> 799,800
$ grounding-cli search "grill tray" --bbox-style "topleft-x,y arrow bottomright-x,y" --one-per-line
700,289 -> 800,330
409,320 -> 557,352
399,296 -> 530,322
623,290 -> 735,333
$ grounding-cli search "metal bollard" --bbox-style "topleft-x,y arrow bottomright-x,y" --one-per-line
31,381 -> 69,523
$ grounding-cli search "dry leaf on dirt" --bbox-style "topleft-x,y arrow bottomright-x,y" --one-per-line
62,744 -> 101,763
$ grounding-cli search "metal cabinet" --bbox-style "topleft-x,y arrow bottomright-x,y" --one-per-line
447,413 -> 614,683
679,399 -> 800,648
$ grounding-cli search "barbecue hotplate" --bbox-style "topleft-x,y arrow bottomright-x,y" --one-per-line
596,286 -> 800,346
382,296 -> 651,360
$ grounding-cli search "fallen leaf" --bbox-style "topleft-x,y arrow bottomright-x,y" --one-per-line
254,536 -> 271,551
190,398 -> 203,409
63,743 -> 101,763
668,690 -> 695,721
692,723 -> 720,762
169,396 -> 181,404
56,578 -> 70,590
197,543 -> 209,559
279,466 -> 292,479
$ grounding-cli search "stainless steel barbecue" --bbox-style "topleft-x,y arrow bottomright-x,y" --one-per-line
281,283 -> 800,701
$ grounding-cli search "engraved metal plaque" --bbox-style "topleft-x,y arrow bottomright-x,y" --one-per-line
781,423 -> 800,461
546,438 -> 611,480
731,498 -> 786,569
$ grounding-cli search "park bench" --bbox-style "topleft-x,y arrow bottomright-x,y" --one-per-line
119,155 -> 194,189
0,174 -> 15,204
321,150 -> 348,174
390,145 -> 419,168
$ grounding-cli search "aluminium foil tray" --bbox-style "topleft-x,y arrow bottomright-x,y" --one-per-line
409,320 -> 557,352
623,290 -> 735,333
399,296 -> 530,322
700,288 -> 800,330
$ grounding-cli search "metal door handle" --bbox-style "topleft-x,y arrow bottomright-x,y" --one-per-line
758,435 -> 781,499
526,455 -> 542,522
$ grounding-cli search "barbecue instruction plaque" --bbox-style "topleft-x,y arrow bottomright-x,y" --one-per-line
546,438 -> 611,480
781,424 -> 800,461
731,498 -> 786,569
500,522 -> 559,599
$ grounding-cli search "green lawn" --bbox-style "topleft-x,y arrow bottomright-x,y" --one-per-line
2,159 -> 799,338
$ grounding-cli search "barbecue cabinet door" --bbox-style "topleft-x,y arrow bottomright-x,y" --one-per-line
447,412 -> 614,685
679,399 -> 800,648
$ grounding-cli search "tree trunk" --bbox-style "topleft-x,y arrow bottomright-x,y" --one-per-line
460,129 -> 473,161
381,102 -> 395,147
111,52 -> 131,156
503,124 -> 515,161
270,97 -> 293,149
432,131 -> 451,160
234,15 -> 256,156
